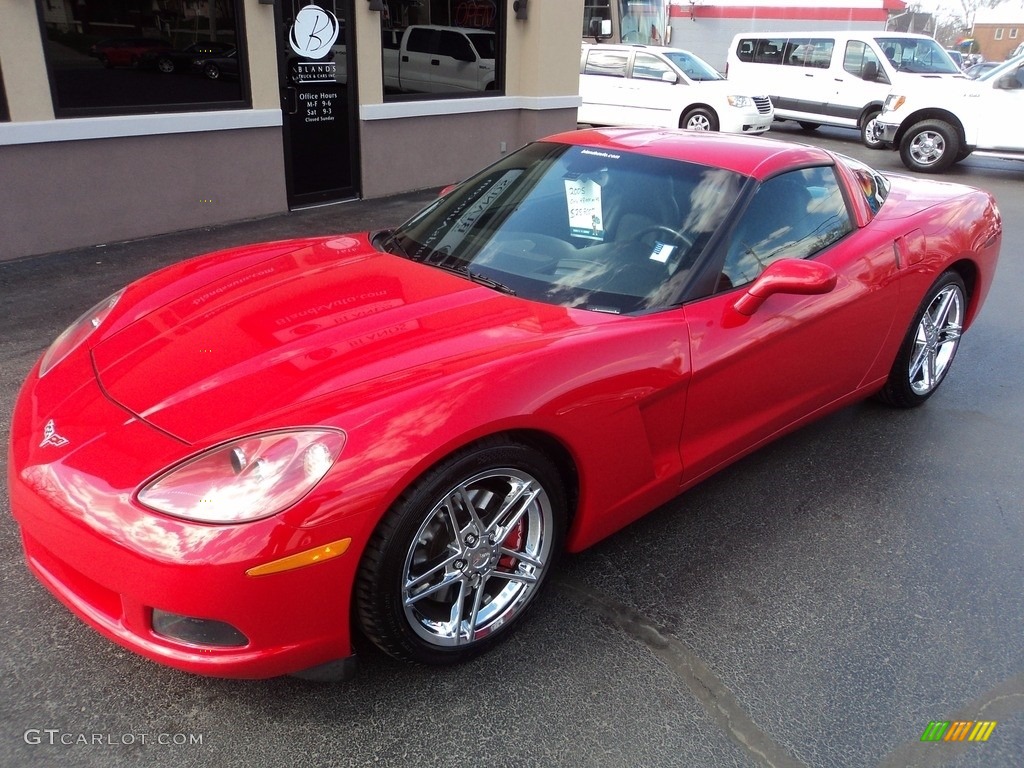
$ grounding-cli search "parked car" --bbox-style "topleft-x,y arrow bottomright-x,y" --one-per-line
579,44 -> 773,133
193,47 -> 239,80
726,31 -> 965,147
9,128 -> 1000,681
89,38 -> 171,69
874,54 -> 1024,172
141,41 -> 236,74
965,60 -> 1000,79
946,49 -> 964,70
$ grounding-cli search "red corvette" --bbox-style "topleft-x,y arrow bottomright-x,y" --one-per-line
8,129 -> 1001,680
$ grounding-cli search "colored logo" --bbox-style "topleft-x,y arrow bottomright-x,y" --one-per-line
921,721 -> 997,742
289,5 -> 340,60
39,420 -> 69,448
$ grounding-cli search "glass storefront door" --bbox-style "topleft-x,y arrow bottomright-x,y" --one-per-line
277,1 -> 359,206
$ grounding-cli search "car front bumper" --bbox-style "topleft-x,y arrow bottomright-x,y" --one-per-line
8,363 -> 360,680
722,110 -> 773,134
875,120 -> 900,147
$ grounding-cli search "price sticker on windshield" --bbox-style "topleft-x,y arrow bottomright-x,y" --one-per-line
565,179 -> 605,241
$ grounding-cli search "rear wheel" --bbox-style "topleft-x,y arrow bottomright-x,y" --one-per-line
798,121 -> 820,131
681,107 -> 718,132
899,119 -> 960,173
157,56 -> 175,74
876,271 -> 966,408
355,439 -> 566,665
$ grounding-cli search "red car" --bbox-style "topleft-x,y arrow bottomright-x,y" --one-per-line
8,129 -> 1001,680
90,38 -> 171,69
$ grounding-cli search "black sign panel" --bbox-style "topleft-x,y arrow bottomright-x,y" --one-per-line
278,1 -> 358,206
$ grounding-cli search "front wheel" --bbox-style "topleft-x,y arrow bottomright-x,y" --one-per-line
203,62 -> 221,80
899,119 -> 960,173
681,107 -> 718,132
861,109 -> 883,149
355,439 -> 567,665
876,271 -> 966,408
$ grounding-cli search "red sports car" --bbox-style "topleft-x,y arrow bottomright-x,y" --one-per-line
8,129 -> 1001,681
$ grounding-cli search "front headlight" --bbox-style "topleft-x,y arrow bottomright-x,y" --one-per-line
883,94 -> 906,113
727,95 -> 754,109
39,289 -> 124,377
138,429 -> 346,524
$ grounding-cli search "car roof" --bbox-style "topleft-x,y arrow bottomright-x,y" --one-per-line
542,127 -> 835,181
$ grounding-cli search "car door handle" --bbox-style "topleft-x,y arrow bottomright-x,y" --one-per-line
431,59 -> 440,66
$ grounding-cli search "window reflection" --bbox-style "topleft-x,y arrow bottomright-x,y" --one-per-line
379,0 -> 501,98
36,0 -> 246,116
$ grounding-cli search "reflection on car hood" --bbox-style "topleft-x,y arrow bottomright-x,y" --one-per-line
92,235 -> 574,443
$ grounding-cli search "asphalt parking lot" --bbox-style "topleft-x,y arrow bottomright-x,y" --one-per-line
1,124 -> 1021,768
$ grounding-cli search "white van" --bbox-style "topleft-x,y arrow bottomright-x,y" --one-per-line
726,31 -> 964,146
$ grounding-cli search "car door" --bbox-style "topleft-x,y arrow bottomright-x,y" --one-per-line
627,52 -> 684,128
832,40 -> 890,124
578,48 -> 635,125
678,166 -> 901,483
975,62 -> 1024,150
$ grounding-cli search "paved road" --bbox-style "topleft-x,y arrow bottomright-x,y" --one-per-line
1,125 -> 1021,768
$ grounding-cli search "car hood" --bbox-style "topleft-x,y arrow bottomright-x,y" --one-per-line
91,235 -> 574,444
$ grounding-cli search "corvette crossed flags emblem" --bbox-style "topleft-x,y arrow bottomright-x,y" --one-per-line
39,419 -> 69,448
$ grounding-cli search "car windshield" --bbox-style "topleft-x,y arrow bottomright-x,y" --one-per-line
882,37 -> 961,74
662,51 -> 723,81
383,142 -> 744,314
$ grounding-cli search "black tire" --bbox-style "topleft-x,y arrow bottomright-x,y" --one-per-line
157,57 -> 175,74
876,271 -> 967,408
861,109 -> 884,149
355,438 -> 567,665
681,107 -> 719,132
798,121 -> 820,131
203,62 -> 220,80
899,119 -> 960,173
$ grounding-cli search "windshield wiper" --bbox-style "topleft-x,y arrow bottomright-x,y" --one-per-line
466,269 -> 517,296
374,229 -> 413,259
430,261 -> 516,296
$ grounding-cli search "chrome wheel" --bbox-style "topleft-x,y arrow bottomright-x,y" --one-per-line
402,468 -> 553,647
681,107 -> 718,132
356,440 -> 566,664
908,130 -> 946,167
877,271 -> 967,408
908,282 -> 964,396
900,119 -> 959,173
861,110 -> 883,149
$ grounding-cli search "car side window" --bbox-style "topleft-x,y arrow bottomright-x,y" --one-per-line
721,167 -> 853,290
585,49 -> 628,77
632,53 -> 673,81
844,41 -> 889,83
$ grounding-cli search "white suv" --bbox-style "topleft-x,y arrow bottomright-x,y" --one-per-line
874,54 -> 1024,172
578,44 -> 773,134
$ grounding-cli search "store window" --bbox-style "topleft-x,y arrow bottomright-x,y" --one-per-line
0,61 -> 9,122
379,0 -> 503,99
35,0 -> 247,117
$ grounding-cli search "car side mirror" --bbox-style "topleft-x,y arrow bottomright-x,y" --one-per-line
589,19 -> 613,40
733,259 -> 837,316
995,74 -> 1022,90
661,71 -> 678,83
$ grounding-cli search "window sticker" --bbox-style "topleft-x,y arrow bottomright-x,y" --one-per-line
649,242 -> 675,263
565,178 -> 605,241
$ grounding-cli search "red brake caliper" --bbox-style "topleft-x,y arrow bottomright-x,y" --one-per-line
497,521 -> 524,570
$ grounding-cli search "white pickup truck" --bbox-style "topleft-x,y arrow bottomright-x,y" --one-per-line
382,25 -> 496,93
874,54 -> 1024,172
